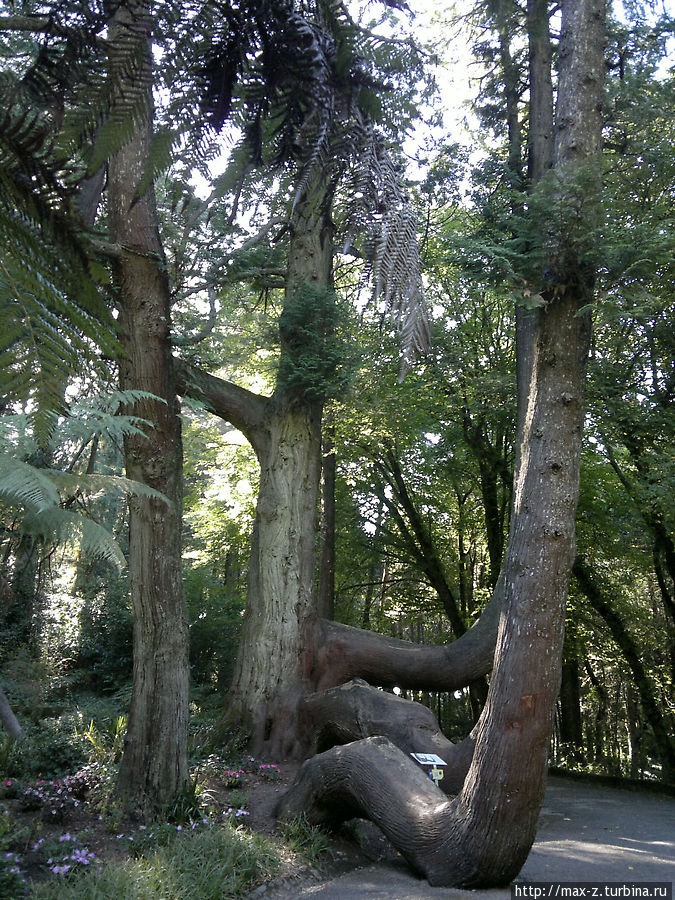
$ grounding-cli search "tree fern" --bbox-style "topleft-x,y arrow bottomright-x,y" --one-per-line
0,11 -> 118,442
0,389 -> 170,571
195,0 -> 431,366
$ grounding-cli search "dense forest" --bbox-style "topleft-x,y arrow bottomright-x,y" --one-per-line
0,0 -> 673,893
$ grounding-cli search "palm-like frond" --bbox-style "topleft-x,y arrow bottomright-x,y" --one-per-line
0,10 -> 118,441
20,506 -> 127,570
0,456 -> 60,512
0,454 -> 169,571
338,113 -> 430,369
0,387 -> 171,570
196,0 -> 430,366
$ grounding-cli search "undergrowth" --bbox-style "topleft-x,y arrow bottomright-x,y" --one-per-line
29,824 -> 283,900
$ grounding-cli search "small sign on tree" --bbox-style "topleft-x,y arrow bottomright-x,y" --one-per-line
410,753 -> 447,786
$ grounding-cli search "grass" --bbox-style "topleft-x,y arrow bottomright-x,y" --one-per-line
279,814 -> 329,863
30,822 -> 283,900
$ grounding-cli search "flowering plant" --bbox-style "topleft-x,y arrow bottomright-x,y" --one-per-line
44,833 -> 98,876
18,770 -> 102,822
223,768 -> 244,788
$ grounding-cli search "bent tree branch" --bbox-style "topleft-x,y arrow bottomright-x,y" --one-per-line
279,0 -> 604,886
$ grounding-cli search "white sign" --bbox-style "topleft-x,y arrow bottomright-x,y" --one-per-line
410,752 -> 447,766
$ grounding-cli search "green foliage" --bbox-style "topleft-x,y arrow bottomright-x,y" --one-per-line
2,721 -> 88,782
0,10 -> 117,443
279,814 -> 329,864
185,569 -> 244,689
75,579 -> 133,691
0,843 -> 27,898
278,283 -> 356,403
76,716 -> 127,767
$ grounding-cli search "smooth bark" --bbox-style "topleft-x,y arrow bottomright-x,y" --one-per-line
0,686 -> 23,739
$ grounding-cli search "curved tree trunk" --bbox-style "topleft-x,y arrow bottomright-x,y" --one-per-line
312,584 -> 502,693
108,0 -> 189,817
0,686 -> 23,740
301,679 -> 474,794
279,0 -> 604,885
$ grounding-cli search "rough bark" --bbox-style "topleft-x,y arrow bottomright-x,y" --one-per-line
108,0 -> 189,817
225,402 -> 322,758
279,1 -> 604,885
301,680 -> 474,795
527,0 -> 554,184
186,186 -> 335,758
516,0 -> 555,470
317,414 -> 336,620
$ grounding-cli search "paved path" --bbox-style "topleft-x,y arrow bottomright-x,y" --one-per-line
264,777 -> 674,899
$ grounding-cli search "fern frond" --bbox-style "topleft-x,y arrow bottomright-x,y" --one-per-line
0,456 -> 60,512
21,506 -> 127,571
49,472 -> 169,507
338,114 -> 430,367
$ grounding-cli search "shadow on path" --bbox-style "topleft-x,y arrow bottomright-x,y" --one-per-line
261,776 -> 674,899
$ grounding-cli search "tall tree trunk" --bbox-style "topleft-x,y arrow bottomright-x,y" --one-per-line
317,412 -> 336,620
226,402 -> 322,758
185,190 -> 335,758
559,655 -> 584,762
108,0 -> 189,817
279,0 -> 605,885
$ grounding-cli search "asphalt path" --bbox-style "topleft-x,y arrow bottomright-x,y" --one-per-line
264,777 -> 674,899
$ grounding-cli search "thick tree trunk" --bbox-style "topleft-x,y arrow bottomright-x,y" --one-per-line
279,1 -> 604,885
313,585 -> 501,693
281,257 -> 594,888
108,0 -> 189,817
317,414 -> 336,620
198,188 -> 335,758
225,401 -> 322,758
301,680 -> 474,794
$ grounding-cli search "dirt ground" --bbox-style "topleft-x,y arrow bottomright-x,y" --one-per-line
4,759 -> 368,894
7,767 -> 674,897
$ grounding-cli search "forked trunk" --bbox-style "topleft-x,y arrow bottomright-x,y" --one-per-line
278,0 -> 604,884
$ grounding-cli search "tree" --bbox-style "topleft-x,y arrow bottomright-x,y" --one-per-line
175,0 -> 430,756
277,0 -> 606,886
105,0 -> 190,816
